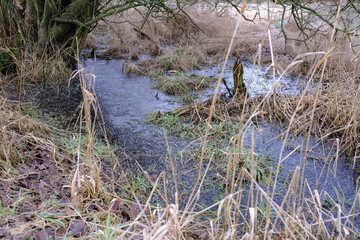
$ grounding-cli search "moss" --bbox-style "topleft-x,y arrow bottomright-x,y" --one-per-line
0,47 -> 19,73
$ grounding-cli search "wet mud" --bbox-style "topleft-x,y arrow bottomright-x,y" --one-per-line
2,78 -> 83,122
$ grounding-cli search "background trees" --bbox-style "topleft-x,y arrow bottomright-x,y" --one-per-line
1,0 -> 99,56
271,0 -> 360,50
1,0 -> 358,67
0,0 -> 198,61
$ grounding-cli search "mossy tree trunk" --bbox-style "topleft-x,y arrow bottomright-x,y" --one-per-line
1,0 -> 100,57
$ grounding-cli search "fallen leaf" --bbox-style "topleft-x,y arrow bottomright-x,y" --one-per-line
56,226 -> 67,238
48,164 -> 57,174
120,209 -> 131,222
70,221 -> 85,237
87,203 -> 98,211
199,231 -> 208,240
110,200 -> 121,212
129,203 -> 142,219
65,206 -> 75,216
34,229 -> 48,240
39,164 -> 47,170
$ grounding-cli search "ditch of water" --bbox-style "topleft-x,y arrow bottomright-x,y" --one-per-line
83,57 -> 360,227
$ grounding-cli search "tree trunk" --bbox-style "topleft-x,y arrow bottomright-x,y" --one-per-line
38,0 -> 52,54
1,0 -> 98,56
24,0 -> 37,44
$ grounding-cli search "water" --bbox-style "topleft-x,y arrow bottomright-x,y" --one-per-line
190,59 -> 301,98
83,58 -> 184,176
84,59 -> 182,129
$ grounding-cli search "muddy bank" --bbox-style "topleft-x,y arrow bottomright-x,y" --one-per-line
2,78 -> 83,123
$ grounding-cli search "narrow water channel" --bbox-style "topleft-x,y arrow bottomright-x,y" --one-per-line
83,58 -> 360,227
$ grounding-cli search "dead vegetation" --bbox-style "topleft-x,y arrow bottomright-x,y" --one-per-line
0,99 -> 51,170
268,77 -> 360,154
155,73 -> 217,95
86,5 -> 274,69
98,1 -> 360,156
139,46 -> 207,72
0,97 -> 74,238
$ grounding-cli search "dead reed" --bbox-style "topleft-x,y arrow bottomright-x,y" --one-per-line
139,46 -> 207,72
86,4 -> 273,66
122,2 -> 360,239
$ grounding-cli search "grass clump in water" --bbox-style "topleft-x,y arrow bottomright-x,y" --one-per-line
155,73 -> 216,95
122,61 -> 145,75
178,95 -> 195,104
140,46 -> 207,72
146,112 -> 241,141
155,47 -> 206,71
145,112 -> 187,136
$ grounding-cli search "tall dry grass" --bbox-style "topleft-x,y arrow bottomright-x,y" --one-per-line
68,58 -> 114,203
0,98 -> 48,171
112,3 -> 360,239
263,14 -> 360,155
86,4 -> 273,63
0,49 -> 71,91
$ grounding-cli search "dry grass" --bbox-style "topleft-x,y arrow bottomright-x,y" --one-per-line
261,14 -> 360,155
15,51 -> 70,85
139,46 -> 207,72
0,98 -> 49,170
155,73 -> 217,95
273,26 -> 360,79
0,49 -> 71,92
269,77 -> 360,154
86,5 -> 273,64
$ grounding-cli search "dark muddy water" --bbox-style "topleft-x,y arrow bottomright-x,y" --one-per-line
83,58 -> 360,228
